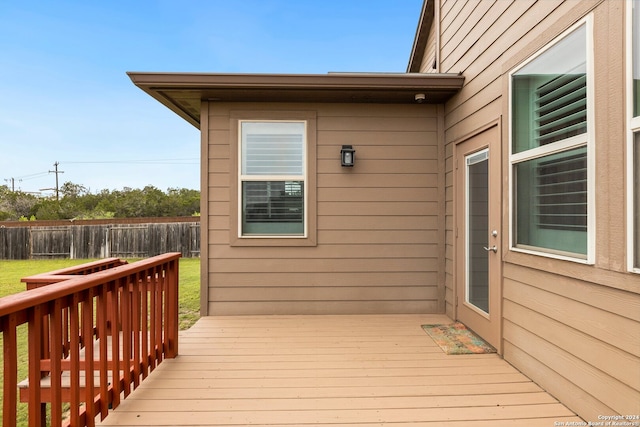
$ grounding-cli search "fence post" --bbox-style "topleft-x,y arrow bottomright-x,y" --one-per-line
105,226 -> 110,258
70,225 -> 74,259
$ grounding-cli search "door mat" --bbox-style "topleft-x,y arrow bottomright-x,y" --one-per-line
422,322 -> 496,355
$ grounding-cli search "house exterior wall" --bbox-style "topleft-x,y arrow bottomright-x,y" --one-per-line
201,102 -> 445,315
425,0 -> 639,420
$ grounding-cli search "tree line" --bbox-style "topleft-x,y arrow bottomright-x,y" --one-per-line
0,182 -> 200,221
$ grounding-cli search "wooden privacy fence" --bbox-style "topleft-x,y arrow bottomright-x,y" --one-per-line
0,252 -> 181,427
0,219 -> 200,259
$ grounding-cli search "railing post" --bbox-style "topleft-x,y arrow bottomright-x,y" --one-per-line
49,299 -> 63,427
96,284 -> 110,420
27,305 -> 44,427
3,314 -> 18,427
166,258 -> 179,358
69,293 -> 81,427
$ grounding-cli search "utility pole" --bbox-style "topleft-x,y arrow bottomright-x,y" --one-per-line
4,178 -> 19,191
49,161 -> 64,201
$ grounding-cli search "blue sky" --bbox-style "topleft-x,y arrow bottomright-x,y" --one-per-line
0,1 -> 423,194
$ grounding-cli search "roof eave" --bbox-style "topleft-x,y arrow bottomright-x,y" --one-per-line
127,71 -> 464,129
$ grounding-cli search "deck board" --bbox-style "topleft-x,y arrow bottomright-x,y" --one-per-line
97,314 -> 582,426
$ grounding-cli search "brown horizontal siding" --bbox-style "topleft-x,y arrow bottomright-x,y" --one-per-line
441,0 -> 517,73
504,300 -> 640,393
317,116 -> 438,132
207,203 -> 229,217
503,265 -> 640,419
207,141 -> 230,159
318,201 -> 438,216
319,173 -> 438,188
319,215 -> 438,230
310,103 -> 439,119
208,272 -> 437,288
212,286 -> 438,302
318,230 -> 438,245
504,270 -> 639,355
205,102 -> 442,315
317,131 -> 438,147
207,172 -> 229,188
441,0 -> 499,66
440,0 -> 467,38
207,301 -> 440,316
207,158 -> 230,173
208,258 -> 438,274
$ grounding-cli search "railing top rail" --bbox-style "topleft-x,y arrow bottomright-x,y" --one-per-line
21,275 -> 95,286
0,252 -> 181,319
20,257 -> 126,282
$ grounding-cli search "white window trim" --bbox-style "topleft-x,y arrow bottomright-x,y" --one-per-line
237,120 -> 308,239
627,0 -> 640,272
508,16 -> 595,264
465,148 -> 490,318
510,133 -> 588,165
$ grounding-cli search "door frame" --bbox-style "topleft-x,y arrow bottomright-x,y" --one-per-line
453,119 -> 503,354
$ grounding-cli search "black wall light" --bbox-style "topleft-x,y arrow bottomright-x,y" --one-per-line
340,145 -> 355,167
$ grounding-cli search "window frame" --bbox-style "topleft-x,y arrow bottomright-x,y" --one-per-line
238,120 -> 307,238
508,16 -> 595,264
229,110 -> 317,247
627,0 -> 640,273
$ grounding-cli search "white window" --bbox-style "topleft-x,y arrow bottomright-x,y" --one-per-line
510,19 -> 594,262
239,121 -> 306,237
627,0 -> 640,271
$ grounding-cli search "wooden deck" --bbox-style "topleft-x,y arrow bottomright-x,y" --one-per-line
97,314 -> 582,426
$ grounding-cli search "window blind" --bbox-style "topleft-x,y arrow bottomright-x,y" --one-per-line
535,150 -> 587,232
242,181 -> 304,234
241,121 -> 304,176
534,73 -> 587,146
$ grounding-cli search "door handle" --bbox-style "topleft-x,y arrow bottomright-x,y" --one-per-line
483,245 -> 498,253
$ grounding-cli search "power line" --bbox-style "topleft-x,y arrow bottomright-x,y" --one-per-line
61,159 -> 199,165
14,171 -> 50,181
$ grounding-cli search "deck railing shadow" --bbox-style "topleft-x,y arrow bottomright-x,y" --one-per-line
0,252 -> 181,427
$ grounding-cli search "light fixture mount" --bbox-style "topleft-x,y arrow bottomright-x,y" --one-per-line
340,145 -> 355,167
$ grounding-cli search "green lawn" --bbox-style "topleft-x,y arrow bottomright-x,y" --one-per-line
0,257 -> 201,426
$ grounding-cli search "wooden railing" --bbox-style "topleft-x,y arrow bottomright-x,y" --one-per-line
0,253 -> 181,427
22,258 -> 130,288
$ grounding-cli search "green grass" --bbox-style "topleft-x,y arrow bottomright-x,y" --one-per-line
177,258 -> 201,330
0,257 -> 201,426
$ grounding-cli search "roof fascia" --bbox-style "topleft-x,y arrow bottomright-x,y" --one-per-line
127,71 -> 462,90
407,0 -> 434,73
